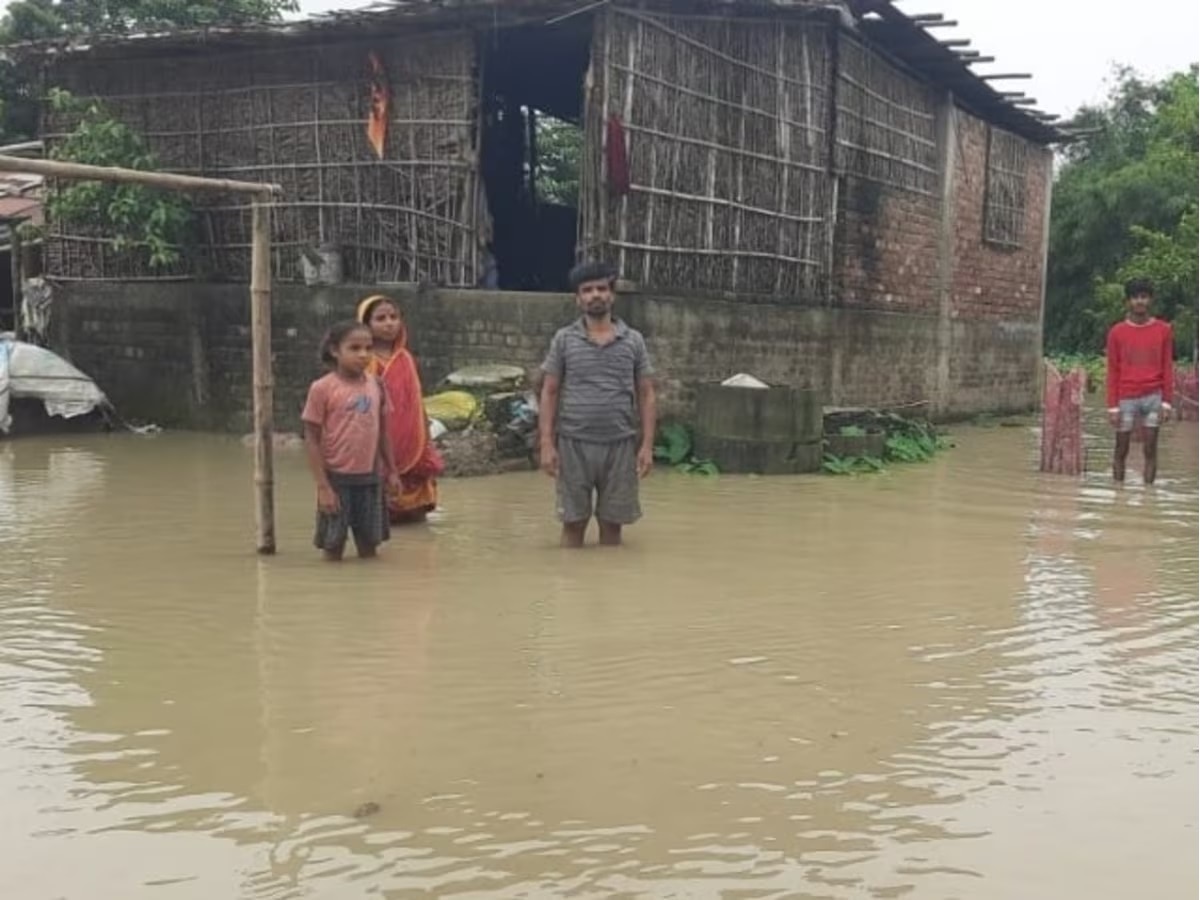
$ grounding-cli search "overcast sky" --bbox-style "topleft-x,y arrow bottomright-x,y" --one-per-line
297,0 -> 1198,117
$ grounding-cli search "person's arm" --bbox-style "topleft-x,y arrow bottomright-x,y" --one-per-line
538,333 -> 565,477
1105,326 -> 1121,424
304,422 -> 339,513
634,334 -> 657,477
375,380 -> 398,478
636,376 -> 657,478
539,374 -> 561,477
1161,323 -> 1175,418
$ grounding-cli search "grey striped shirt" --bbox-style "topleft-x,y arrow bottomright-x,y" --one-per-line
541,317 -> 654,443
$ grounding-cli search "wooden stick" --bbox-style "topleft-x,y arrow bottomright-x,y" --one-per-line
250,198 -> 275,556
622,121 -> 828,173
0,154 -> 281,196
607,238 -> 821,266
610,62 -> 826,133
981,73 -> 1033,80
920,20 -> 958,28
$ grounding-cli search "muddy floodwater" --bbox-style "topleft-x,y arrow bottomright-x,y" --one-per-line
1,421 -> 1196,899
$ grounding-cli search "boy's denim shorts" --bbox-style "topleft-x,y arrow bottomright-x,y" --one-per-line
1117,392 -> 1163,432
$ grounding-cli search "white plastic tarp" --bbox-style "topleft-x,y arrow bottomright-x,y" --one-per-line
0,338 -> 109,433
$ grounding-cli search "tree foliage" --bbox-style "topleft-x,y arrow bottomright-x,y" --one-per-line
1045,66 -> 1198,357
45,89 -> 193,267
535,115 -> 582,208
0,0 -> 298,141
0,0 -> 298,41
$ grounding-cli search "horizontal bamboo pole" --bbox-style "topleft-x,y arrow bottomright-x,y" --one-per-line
0,154 -> 281,196
608,238 -> 822,267
43,117 -> 473,141
629,182 -> 825,224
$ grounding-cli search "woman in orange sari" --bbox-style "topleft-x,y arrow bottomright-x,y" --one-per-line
357,295 -> 444,523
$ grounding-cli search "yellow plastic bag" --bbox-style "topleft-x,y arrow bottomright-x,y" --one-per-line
423,390 -> 479,431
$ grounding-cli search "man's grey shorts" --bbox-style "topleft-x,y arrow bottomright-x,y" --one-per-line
556,436 -> 641,525
1118,391 -> 1163,432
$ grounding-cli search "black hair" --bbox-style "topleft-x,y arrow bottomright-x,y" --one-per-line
1124,278 -> 1155,299
318,320 -> 371,366
568,260 -> 618,292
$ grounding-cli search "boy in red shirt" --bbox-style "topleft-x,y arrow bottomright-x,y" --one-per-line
1105,278 -> 1174,484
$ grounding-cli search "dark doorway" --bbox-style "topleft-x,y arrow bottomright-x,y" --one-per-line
478,19 -> 590,291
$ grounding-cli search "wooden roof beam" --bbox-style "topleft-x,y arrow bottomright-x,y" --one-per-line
981,73 -> 1033,80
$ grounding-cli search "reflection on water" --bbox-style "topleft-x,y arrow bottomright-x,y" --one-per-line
0,422 -> 1196,899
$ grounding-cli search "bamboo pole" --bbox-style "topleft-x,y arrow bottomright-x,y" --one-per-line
250,199 -> 275,555
0,154 -> 282,196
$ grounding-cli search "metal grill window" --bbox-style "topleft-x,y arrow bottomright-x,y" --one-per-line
983,126 -> 1028,248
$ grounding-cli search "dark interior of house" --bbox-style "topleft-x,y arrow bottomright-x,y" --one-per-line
477,18 -> 591,292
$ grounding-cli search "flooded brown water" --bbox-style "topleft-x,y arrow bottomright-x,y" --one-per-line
1,420 -> 1196,899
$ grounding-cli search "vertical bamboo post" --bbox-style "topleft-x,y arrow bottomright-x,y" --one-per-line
251,196 -> 276,555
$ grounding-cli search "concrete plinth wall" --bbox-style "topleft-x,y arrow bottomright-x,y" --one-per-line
49,281 -> 1039,432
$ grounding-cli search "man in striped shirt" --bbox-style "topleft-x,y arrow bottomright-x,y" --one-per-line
539,262 -> 657,548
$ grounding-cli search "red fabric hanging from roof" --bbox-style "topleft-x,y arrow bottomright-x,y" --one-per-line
605,114 -> 631,196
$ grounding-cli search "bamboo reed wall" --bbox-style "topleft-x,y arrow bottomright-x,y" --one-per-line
582,8 -> 833,298
43,31 -> 482,284
834,35 -> 939,196
982,125 -> 1028,248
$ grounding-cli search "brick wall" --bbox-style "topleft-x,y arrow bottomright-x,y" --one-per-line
949,115 -> 1050,322
832,175 -> 942,315
50,280 -> 1036,433
944,114 -> 1051,415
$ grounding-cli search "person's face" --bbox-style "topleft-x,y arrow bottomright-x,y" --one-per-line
576,278 -> 614,318
1127,292 -> 1152,317
368,301 -> 403,344
333,329 -> 373,375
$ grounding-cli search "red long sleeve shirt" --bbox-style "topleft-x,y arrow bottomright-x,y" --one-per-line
1105,318 -> 1174,408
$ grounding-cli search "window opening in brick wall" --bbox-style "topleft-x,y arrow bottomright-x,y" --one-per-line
983,126 -> 1028,248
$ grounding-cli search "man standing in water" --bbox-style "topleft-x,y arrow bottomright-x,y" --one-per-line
539,262 -> 656,547
1106,278 -> 1174,484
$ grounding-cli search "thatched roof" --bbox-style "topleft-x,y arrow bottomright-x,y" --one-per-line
17,0 -> 1064,144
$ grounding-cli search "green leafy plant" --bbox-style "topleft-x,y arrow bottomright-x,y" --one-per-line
45,89 -> 193,268
677,459 -> 719,476
884,432 -> 938,463
653,423 -> 719,476
1046,352 -> 1106,392
822,454 -> 885,475
822,412 -> 951,475
653,422 -> 692,465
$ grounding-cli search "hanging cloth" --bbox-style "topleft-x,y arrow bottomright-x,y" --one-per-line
366,51 -> 392,159
605,114 -> 631,196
